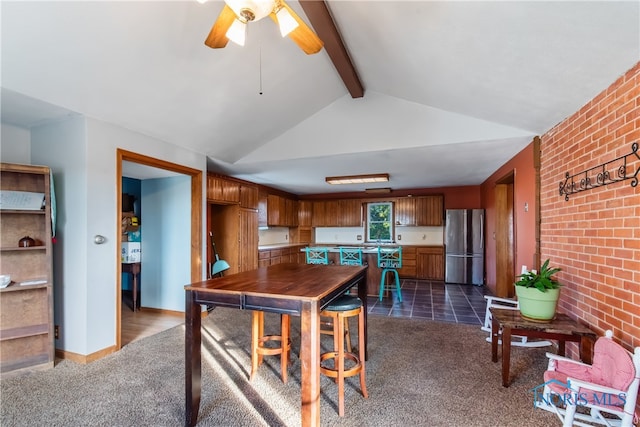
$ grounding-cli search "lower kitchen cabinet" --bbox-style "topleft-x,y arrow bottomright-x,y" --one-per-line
416,247 -> 445,280
258,245 -> 306,267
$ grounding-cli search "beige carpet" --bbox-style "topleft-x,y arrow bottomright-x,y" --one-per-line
1,308 -> 560,426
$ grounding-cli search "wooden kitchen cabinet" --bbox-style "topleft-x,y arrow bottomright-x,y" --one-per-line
338,200 -> 363,226
0,163 -> 54,376
239,185 -> 258,210
417,246 -> 445,280
416,195 -> 444,226
258,245 -> 306,267
207,174 -> 240,204
298,200 -> 313,227
395,196 -> 444,226
266,194 -> 298,227
209,204 -> 258,276
395,197 -> 416,226
397,246 -> 417,277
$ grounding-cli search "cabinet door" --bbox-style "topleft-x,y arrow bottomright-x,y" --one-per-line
267,195 -> 284,226
312,201 -> 326,226
397,246 -> 417,278
257,192 -> 268,228
239,185 -> 258,209
298,201 -> 313,227
416,195 -> 444,226
239,208 -> 258,272
207,175 -> 240,203
285,198 -> 298,226
417,247 -> 444,280
395,198 -> 416,226
324,200 -> 339,226
339,200 -> 362,226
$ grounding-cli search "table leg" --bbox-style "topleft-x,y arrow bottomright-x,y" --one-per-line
299,301 -> 320,427
185,291 -> 202,427
580,336 -> 593,364
501,326 -> 512,387
558,340 -> 566,357
491,315 -> 499,363
357,271 -> 368,360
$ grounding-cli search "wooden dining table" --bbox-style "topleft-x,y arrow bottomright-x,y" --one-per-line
184,262 -> 368,427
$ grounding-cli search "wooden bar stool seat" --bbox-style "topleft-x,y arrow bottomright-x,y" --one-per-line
319,295 -> 368,416
250,311 -> 291,383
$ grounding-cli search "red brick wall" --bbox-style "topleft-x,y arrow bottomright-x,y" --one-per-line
540,61 -> 640,352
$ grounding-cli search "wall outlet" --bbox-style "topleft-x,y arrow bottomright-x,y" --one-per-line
54,325 -> 59,340
357,235 -> 362,240
397,234 -> 402,240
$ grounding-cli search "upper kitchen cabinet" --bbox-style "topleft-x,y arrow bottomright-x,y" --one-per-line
298,200 -> 313,227
207,174 -> 239,204
395,196 -> 444,226
312,200 -> 339,226
395,197 -> 416,226
339,200 -> 363,226
416,195 -> 444,226
239,185 -> 258,210
265,194 -> 298,227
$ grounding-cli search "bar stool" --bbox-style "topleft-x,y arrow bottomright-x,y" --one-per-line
319,295 -> 368,417
377,246 -> 403,302
338,247 -> 363,266
250,311 -> 291,383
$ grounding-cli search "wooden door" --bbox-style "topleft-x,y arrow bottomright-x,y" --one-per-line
495,179 -> 515,297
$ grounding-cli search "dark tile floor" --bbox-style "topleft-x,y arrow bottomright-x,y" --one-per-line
366,279 -> 492,326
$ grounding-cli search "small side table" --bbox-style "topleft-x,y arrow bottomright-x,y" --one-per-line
490,307 -> 596,387
122,262 -> 141,311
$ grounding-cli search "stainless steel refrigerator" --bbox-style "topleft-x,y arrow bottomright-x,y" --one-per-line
445,209 -> 484,285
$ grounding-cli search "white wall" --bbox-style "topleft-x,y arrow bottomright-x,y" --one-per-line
31,116 -> 88,354
1,123 -> 31,163
141,176 -> 191,312
30,116 -> 207,356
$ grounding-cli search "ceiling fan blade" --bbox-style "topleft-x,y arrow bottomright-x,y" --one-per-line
204,4 -> 237,49
270,2 -> 323,54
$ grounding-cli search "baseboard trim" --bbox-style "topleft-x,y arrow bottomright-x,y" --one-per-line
55,345 -> 117,364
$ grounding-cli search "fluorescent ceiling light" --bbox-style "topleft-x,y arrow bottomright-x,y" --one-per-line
325,173 -> 390,185
365,188 -> 392,194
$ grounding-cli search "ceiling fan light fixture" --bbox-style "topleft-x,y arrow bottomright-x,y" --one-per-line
325,173 -> 390,185
275,6 -> 299,37
226,18 -> 247,46
224,0 -> 274,22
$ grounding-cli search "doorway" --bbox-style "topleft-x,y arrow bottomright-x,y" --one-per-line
116,149 -> 202,349
495,171 -> 515,297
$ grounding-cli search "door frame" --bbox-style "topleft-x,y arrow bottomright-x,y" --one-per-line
495,172 -> 515,297
116,149 -> 202,349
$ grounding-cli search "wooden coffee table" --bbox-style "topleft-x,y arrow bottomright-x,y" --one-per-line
490,307 -> 596,387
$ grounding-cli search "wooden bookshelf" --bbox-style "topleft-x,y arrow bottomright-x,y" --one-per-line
0,163 -> 54,376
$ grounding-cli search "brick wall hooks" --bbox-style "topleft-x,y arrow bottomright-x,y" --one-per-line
559,142 -> 639,201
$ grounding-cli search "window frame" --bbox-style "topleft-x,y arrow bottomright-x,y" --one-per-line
366,201 -> 394,243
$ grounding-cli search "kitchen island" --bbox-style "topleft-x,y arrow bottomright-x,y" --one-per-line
258,243 -> 444,296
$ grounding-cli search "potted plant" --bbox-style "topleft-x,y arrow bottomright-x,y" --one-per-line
514,259 -> 562,321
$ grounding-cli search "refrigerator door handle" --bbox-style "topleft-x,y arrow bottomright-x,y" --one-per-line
480,213 -> 484,249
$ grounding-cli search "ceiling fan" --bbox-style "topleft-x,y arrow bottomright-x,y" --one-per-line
204,0 -> 324,54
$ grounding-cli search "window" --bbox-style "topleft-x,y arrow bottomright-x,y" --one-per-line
367,202 -> 393,242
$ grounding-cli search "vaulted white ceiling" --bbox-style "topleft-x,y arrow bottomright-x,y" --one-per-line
2,1 -> 638,194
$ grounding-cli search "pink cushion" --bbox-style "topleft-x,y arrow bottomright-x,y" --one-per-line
591,336 -> 635,391
544,336 -> 636,410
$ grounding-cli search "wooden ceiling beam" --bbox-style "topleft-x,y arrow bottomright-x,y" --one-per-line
299,0 -> 364,98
